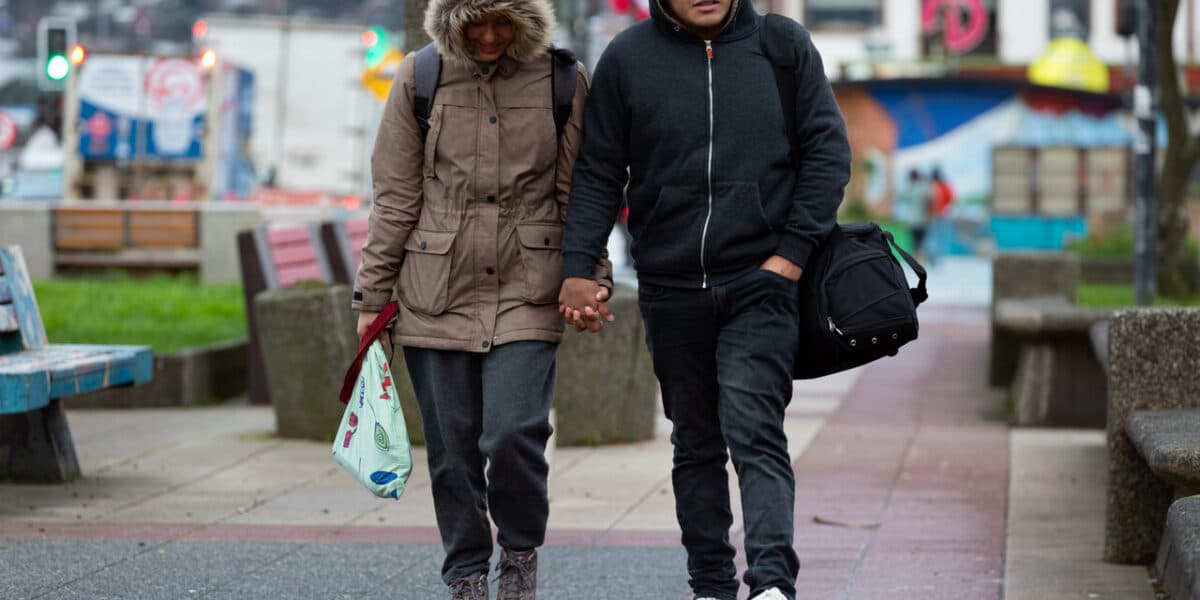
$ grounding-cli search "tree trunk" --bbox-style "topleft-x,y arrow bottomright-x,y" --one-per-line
404,0 -> 431,51
1155,0 -> 1198,297
1159,149 -> 1196,295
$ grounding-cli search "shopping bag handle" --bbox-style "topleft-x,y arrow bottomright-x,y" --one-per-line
338,301 -> 399,404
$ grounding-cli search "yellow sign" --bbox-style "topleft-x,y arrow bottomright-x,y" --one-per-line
362,49 -> 405,102
1028,37 -> 1110,93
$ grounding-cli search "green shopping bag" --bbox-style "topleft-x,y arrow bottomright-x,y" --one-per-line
335,301 -> 412,500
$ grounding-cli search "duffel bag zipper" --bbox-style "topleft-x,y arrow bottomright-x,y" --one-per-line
822,250 -> 904,342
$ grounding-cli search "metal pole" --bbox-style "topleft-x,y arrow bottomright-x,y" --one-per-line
1134,0 -> 1158,306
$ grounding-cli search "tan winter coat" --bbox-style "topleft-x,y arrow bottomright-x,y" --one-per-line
352,0 -> 609,352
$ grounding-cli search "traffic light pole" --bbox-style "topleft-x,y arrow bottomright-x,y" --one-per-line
1133,0 -> 1158,306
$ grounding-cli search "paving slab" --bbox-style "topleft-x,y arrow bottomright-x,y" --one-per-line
1005,430 -> 1155,600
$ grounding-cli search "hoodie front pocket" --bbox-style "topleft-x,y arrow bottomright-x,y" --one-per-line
399,229 -> 456,315
630,186 -> 708,276
515,223 -> 563,304
703,182 -> 773,270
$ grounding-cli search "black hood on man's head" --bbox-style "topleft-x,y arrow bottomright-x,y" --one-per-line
649,0 -> 757,40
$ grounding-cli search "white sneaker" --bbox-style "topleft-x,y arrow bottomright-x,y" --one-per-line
750,588 -> 788,600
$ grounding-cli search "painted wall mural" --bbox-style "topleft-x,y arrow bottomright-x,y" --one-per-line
834,79 -> 1135,254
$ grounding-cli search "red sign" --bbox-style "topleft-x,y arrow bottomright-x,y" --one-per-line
0,113 -> 16,152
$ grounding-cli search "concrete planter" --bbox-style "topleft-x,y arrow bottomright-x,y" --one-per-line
65,338 -> 249,409
554,284 -> 657,446
254,284 -> 359,441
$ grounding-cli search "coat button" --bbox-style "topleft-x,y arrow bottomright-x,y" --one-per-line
487,195 -> 496,203
486,267 -> 495,275
544,237 -> 551,246
482,341 -> 490,349
419,241 -> 427,250
489,116 -> 497,124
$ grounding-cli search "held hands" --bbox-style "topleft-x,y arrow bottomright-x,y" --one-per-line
760,255 -> 803,281
558,278 -> 615,333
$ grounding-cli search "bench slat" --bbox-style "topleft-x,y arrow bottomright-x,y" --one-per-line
0,246 -> 47,350
129,212 -> 198,249
0,345 -> 153,413
0,370 -> 51,413
55,229 -> 126,250
271,244 -> 319,265
265,226 -> 313,245
277,264 -> 325,287
0,305 -> 16,333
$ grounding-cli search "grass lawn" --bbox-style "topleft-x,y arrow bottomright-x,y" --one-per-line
1078,283 -> 1200,308
32,273 -> 247,354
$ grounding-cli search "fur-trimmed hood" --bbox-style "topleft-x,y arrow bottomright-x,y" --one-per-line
424,0 -> 556,68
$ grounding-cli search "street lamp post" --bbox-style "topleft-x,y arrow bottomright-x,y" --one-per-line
1133,0 -> 1158,306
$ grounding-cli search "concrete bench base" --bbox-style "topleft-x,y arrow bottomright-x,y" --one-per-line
1127,410 -> 1200,495
1104,309 -> 1200,564
0,399 -> 80,482
1156,495 -> 1200,600
995,296 -> 1111,427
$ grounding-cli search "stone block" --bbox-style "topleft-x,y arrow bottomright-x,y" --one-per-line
989,252 -> 1081,386
200,205 -> 263,284
554,284 -> 657,446
1155,495 -> 1200,600
1104,309 -> 1200,564
254,285 -> 358,441
65,339 -> 248,408
0,203 -> 52,280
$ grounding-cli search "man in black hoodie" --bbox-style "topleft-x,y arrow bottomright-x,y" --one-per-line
558,0 -> 850,597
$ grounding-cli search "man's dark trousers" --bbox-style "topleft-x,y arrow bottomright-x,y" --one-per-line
638,268 -> 801,600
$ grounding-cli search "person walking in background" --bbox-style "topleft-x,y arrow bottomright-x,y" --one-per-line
557,0 -> 851,596
351,0 -> 610,596
927,166 -> 955,264
896,167 -> 932,258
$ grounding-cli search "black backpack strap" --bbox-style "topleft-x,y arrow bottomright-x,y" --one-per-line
760,14 -> 800,170
550,47 -> 578,139
411,43 -> 441,141
882,230 -> 929,306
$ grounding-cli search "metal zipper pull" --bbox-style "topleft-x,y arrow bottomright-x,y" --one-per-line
828,317 -> 844,336
705,40 -> 713,59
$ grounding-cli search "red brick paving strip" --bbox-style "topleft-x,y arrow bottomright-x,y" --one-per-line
789,307 -> 1008,600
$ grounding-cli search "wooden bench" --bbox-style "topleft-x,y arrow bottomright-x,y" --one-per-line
52,205 -> 201,272
319,217 -> 369,284
0,245 -> 153,482
236,224 -> 335,405
993,295 -> 1113,427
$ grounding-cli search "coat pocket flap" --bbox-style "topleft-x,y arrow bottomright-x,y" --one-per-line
515,224 -> 563,250
403,230 -> 456,255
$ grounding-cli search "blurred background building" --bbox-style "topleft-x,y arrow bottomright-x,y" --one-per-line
0,0 -> 1198,258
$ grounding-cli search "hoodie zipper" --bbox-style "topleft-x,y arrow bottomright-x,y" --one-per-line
700,39 -> 715,289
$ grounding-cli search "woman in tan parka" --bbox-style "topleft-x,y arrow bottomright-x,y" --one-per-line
351,0 -> 610,597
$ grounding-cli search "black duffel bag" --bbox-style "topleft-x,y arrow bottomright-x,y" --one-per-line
793,223 -> 928,379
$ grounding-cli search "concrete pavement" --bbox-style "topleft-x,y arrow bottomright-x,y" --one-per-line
0,301 -> 1160,599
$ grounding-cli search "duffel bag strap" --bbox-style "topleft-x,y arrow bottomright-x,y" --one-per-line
882,230 -> 928,306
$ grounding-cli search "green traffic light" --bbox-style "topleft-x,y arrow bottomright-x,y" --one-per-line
46,54 -> 69,80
